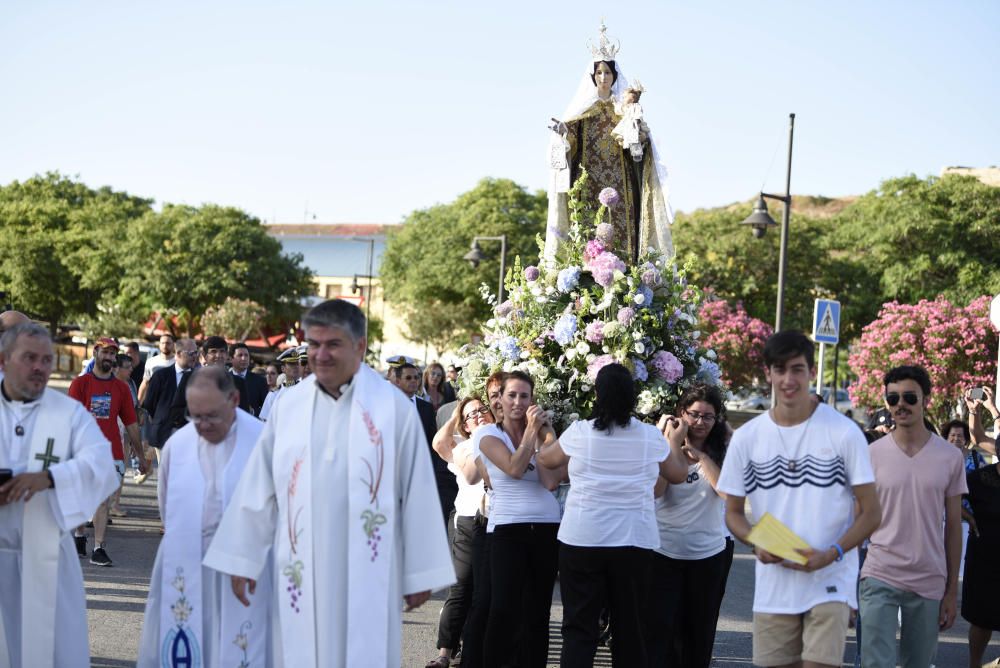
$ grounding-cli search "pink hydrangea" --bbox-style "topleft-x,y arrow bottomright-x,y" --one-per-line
585,320 -> 606,344
598,188 -> 620,207
587,354 -> 615,381
587,251 -> 626,288
617,307 -> 636,326
651,350 -> 684,383
584,239 -> 605,262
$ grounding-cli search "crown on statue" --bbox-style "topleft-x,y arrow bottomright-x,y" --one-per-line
588,20 -> 621,62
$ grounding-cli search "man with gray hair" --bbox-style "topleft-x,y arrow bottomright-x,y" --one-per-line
0,311 -> 30,385
138,366 -> 271,666
204,299 -> 454,666
0,323 -> 119,667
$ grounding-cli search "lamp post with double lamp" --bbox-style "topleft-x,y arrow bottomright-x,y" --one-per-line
463,235 -> 508,304
740,113 -> 796,332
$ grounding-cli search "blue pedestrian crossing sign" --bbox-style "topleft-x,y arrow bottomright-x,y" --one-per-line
813,299 -> 841,344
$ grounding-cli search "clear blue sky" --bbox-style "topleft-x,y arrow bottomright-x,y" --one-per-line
2,1 -> 997,224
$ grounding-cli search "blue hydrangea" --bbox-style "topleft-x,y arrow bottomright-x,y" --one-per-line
697,358 -> 722,385
632,358 -> 649,381
553,313 -> 577,345
498,336 -> 520,361
635,285 -> 654,308
556,266 -> 581,293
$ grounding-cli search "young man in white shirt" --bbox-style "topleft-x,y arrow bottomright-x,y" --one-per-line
718,330 -> 881,668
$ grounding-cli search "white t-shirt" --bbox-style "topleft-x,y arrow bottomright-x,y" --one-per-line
142,353 -> 175,381
473,424 -> 560,532
448,440 -> 485,521
556,418 -> 667,549
656,460 -> 727,560
717,403 -> 874,614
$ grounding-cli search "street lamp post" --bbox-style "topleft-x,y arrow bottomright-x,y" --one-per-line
741,113 -> 796,332
350,237 -> 376,339
463,235 -> 508,303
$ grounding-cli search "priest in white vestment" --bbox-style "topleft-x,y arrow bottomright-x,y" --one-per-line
138,366 -> 272,667
0,323 -> 119,668
204,299 -> 455,667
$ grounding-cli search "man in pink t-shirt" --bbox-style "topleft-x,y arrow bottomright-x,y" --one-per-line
859,365 -> 966,667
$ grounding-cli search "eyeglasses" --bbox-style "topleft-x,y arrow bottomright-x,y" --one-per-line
683,410 -> 717,424
463,406 -> 491,421
177,350 -> 199,357
885,392 -> 919,407
184,409 -> 227,425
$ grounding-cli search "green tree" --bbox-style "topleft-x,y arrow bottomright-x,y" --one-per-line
0,172 -> 152,332
201,297 -> 267,340
380,178 -> 547,351
671,198 -> 839,332
118,204 -> 314,336
831,174 -> 1000,308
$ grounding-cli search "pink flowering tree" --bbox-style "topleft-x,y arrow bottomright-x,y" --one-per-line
698,299 -> 774,390
848,295 -> 998,424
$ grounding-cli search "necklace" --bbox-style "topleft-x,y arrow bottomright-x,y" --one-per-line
771,408 -> 815,472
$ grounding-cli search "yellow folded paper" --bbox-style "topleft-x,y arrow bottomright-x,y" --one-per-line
747,512 -> 811,565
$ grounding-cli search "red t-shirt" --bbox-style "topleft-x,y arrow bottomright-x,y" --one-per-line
68,372 -> 137,460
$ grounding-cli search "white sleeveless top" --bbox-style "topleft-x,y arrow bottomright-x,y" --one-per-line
472,424 -> 560,532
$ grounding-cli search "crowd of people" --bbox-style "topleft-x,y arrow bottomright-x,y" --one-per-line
2,303 -> 1000,667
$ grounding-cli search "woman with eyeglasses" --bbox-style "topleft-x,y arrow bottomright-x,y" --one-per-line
645,383 -> 734,668
425,397 -> 495,668
423,361 -> 457,412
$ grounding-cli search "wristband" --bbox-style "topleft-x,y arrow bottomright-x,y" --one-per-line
829,543 -> 844,562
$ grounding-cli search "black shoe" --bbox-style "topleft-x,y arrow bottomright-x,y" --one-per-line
74,535 -> 87,558
90,547 -> 113,567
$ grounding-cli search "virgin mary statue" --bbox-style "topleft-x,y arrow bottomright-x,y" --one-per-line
544,22 -> 674,266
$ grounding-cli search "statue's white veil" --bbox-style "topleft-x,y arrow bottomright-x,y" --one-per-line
544,57 -> 674,263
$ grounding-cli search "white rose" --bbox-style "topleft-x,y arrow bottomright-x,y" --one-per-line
580,384 -> 591,392
545,286 -> 556,295
575,341 -> 589,355
633,293 -> 645,305
632,331 -> 642,340
487,319 -> 496,328
586,354 -> 597,363
565,348 -> 577,360
519,350 -> 530,359
497,317 -> 507,326
536,297 -> 548,304
692,330 -> 700,340
634,342 -> 645,354
530,286 -> 542,296
706,349 -> 717,360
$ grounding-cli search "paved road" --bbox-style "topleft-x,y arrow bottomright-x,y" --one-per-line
84,476 -> 986,667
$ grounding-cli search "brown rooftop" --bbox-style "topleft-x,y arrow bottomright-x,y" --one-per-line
265,223 -> 391,237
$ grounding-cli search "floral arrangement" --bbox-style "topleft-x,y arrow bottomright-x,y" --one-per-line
457,171 -> 724,430
848,295 -> 997,424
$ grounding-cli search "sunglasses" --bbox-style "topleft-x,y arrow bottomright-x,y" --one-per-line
885,392 -> 919,407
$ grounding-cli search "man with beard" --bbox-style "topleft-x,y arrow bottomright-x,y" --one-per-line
136,334 -> 176,482
68,338 -> 145,566
859,365 -> 966,667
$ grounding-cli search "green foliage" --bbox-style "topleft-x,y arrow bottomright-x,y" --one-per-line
671,202 -> 838,332
0,173 -> 314,338
0,172 -> 152,330
380,178 -> 547,351
201,297 -> 267,340
117,204 -> 315,336
830,174 -> 1000,308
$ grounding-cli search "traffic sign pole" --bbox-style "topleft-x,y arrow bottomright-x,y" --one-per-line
816,342 -> 827,399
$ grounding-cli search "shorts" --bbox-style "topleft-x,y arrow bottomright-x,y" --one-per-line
753,601 -> 850,666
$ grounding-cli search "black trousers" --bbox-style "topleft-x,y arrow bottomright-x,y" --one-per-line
558,543 -> 652,667
461,515 -> 491,668
645,538 -> 735,668
437,514 -> 481,649
483,522 -> 559,668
